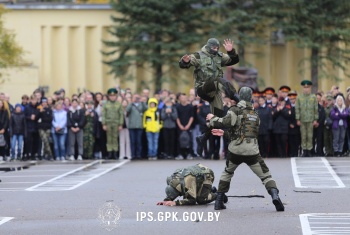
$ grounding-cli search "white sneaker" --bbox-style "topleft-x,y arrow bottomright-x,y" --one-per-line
69,155 -> 75,161
61,157 -> 66,162
0,156 -> 3,161
77,155 -> 83,161
175,155 -> 184,160
56,157 -> 60,161
186,155 -> 194,160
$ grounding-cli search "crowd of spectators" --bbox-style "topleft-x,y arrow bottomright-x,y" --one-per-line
254,85 -> 350,157
0,83 -> 349,162
0,87 -> 230,162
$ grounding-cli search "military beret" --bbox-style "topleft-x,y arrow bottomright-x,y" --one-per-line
264,87 -> 275,95
301,80 -> 312,87
279,85 -> 291,92
107,88 -> 118,95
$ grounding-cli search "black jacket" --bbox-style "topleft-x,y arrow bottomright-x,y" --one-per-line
272,106 -> 291,134
24,102 -> 40,133
288,105 -> 300,135
67,108 -> 86,129
0,110 -> 9,132
257,105 -> 273,135
10,111 -> 27,137
38,107 -> 53,130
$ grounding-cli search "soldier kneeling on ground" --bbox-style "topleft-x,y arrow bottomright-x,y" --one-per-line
157,163 -> 227,206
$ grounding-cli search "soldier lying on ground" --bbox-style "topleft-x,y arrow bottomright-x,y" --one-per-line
157,163 -> 227,206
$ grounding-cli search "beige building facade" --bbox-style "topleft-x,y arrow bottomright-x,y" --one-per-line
0,4 -> 348,103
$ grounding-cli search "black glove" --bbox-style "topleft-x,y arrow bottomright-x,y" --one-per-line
211,186 -> 217,193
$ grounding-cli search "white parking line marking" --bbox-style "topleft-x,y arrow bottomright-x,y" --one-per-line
26,160 -> 129,191
291,157 -> 345,188
0,217 -> 14,226
300,213 -> 350,235
0,175 -> 59,177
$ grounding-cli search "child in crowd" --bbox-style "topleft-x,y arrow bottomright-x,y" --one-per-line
10,104 -> 26,161
143,98 -> 162,160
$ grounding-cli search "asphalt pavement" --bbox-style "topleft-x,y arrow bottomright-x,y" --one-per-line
1,157 -> 350,235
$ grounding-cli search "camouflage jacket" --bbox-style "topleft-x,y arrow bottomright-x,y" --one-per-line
208,100 -> 260,156
101,101 -> 124,126
179,46 -> 239,89
295,93 -> 319,122
164,164 -> 216,205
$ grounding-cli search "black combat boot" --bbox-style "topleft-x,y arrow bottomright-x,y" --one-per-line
214,192 -> 226,210
220,78 -> 238,102
107,152 -> 113,160
302,150 -> 308,157
269,188 -> 284,212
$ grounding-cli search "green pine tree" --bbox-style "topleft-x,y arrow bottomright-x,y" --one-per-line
103,0 -> 213,91
212,0 -> 269,67
266,0 -> 350,92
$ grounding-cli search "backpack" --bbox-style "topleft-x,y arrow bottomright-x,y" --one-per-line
179,131 -> 191,149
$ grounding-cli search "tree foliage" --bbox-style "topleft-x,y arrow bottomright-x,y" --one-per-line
0,6 -> 24,79
265,0 -> 350,92
211,0 -> 269,67
103,0 -> 213,91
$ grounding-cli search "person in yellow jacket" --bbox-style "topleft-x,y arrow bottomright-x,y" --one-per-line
143,98 -> 162,160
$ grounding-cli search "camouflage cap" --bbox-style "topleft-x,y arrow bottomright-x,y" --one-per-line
207,38 -> 220,48
326,94 -> 334,100
165,185 -> 180,200
238,87 -> 253,102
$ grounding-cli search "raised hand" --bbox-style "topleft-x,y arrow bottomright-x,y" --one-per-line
223,39 -> 234,52
181,54 -> 191,63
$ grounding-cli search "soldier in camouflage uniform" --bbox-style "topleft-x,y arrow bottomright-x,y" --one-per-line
83,100 -> 99,159
157,163 -> 224,206
102,88 -> 124,159
206,87 -> 284,212
179,38 -> 239,156
295,80 -> 319,157
323,94 -> 334,156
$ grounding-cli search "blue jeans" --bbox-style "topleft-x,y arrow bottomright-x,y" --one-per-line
11,134 -> 24,158
146,132 -> 159,157
129,128 -> 143,158
52,133 -> 67,158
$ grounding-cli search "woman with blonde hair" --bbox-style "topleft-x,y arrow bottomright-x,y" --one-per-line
0,100 -> 10,161
330,95 -> 349,156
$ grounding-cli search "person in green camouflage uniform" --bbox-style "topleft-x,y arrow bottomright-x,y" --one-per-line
83,100 -> 98,159
295,80 -> 319,157
323,94 -> 334,156
179,38 -> 240,156
102,88 -> 124,159
206,87 -> 284,212
157,163 -> 222,206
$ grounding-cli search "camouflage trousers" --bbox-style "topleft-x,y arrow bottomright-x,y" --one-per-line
300,122 -> 313,150
106,124 -> 119,152
323,127 -> 333,155
83,131 -> 95,159
39,129 -> 53,157
198,80 -> 225,117
217,153 -> 277,193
